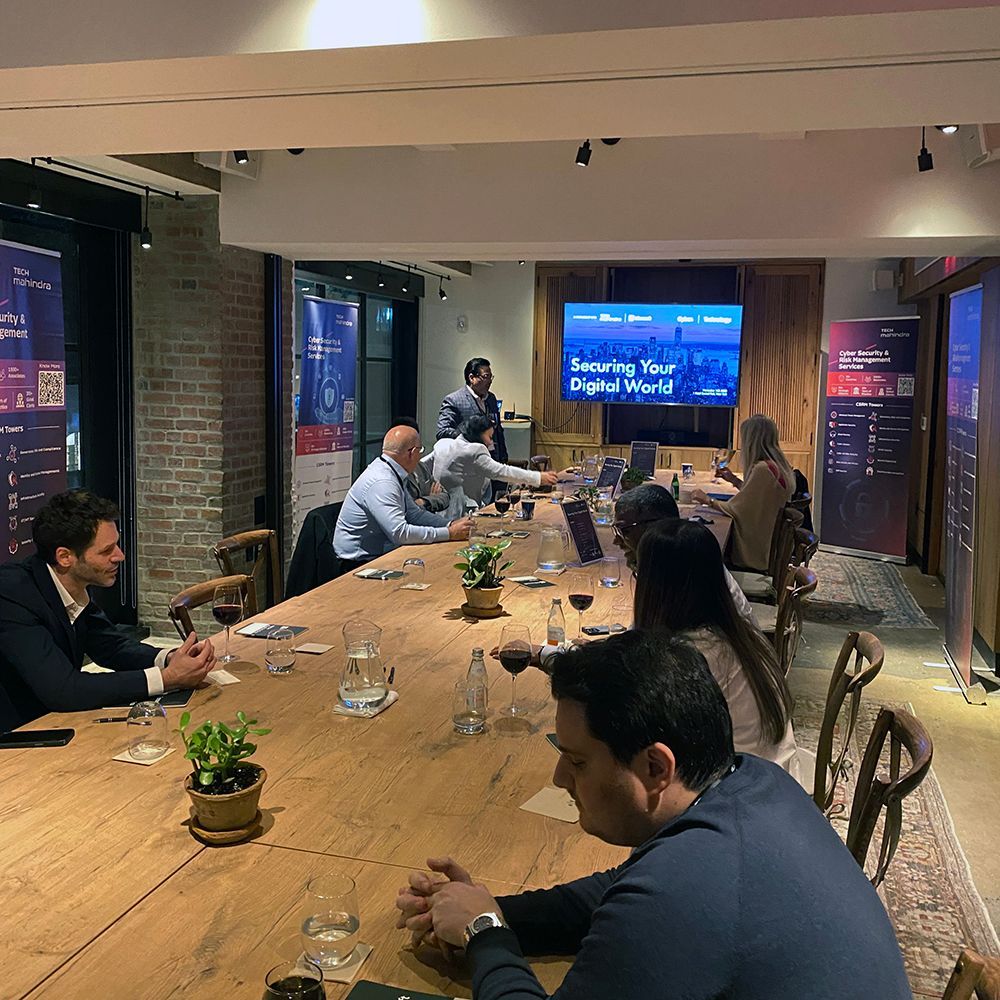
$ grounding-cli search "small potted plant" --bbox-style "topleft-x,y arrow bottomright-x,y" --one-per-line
455,539 -> 514,614
178,710 -> 271,838
620,466 -> 646,492
575,485 -> 601,512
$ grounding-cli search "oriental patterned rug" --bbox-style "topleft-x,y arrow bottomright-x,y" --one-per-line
793,696 -> 998,997
803,551 -> 936,629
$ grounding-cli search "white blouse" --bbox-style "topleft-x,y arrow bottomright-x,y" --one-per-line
431,437 -> 541,519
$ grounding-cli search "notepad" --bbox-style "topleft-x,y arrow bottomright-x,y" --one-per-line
236,623 -> 309,638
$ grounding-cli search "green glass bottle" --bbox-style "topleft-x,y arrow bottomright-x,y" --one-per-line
671,472 -> 680,501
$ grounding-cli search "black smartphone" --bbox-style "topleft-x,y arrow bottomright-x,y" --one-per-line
582,625 -> 610,636
0,728 -> 75,749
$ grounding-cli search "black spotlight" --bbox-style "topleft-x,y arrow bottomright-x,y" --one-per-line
401,268 -> 410,294
377,269 -> 385,289
935,125 -> 959,135
917,127 -> 934,172
344,264 -> 354,281
438,277 -> 448,301
287,148 -> 305,155
140,187 -> 153,250
233,150 -> 249,165
600,138 -> 622,146
26,157 -> 41,209
575,140 -> 592,167
518,260 -> 526,266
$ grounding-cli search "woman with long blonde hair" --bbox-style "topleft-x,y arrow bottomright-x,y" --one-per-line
693,414 -> 794,572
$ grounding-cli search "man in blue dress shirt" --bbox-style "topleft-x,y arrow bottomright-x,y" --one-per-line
333,425 -> 472,570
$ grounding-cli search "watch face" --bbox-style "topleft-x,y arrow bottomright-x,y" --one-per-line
472,914 -> 497,933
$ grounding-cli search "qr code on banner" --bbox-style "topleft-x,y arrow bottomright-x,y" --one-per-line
897,376 -> 915,397
343,399 -> 355,422
38,369 -> 65,406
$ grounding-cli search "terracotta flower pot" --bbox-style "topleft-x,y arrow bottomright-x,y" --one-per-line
463,585 -> 503,611
185,764 -> 266,833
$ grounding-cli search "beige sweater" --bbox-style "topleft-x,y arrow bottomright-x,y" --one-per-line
714,460 -> 791,572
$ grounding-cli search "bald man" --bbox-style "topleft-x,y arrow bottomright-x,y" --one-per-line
333,425 -> 472,570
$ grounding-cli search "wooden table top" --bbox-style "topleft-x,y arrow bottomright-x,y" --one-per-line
3,474 -> 731,999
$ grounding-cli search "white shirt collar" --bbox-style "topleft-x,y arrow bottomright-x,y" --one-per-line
466,384 -> 486,410
47,564 -> 88,625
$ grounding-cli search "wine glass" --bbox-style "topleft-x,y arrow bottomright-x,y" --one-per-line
507,489 -> 521,517
126,700 -> 169,761
263,958 -> 326,999
494,494 -> 511,523
212,583 -> 244,665
498,624 -> 531,716
567,572 -> 594,639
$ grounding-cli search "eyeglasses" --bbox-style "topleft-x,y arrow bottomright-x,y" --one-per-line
472,371 -> 494,382
611,516 -> 661,540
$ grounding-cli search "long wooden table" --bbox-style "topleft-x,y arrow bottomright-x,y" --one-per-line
3,473 -> 731,999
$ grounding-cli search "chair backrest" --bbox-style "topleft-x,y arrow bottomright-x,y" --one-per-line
813,630 -> 885,816
793,526 -> 819,567
943,948 -> 1000,1000
768,506 -> 804,595
529,454 -> 551,472
212,529 -> 282,609
168,574 -> 257,641
845,706 -> 933,887
772,564 -> 818,677
284,502 -> 343,599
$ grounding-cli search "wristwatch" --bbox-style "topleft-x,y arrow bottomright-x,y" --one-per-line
463,911 -> 508,946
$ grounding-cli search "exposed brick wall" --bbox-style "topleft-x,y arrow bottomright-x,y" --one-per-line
132,196 -> 293,636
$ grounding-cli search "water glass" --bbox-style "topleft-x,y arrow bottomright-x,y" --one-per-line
263,958 -> 326,1000
594,488 -> 614,525
301,873 -> 360,969
599,556 -> 621,588
519,499 -> 535,521
581,454 -> 600,484
453,678 -> 486,734
400,557 -> 426,589
265,627 -> 297,675
126,700 -> 170,761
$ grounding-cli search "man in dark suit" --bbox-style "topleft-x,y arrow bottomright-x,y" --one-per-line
0,490 -> 216,732
436,357 -> 508,463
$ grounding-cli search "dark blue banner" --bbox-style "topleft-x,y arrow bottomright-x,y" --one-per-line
0,239 -> 66,564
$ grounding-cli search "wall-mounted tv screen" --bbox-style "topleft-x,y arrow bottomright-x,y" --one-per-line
561,302 -> 743,407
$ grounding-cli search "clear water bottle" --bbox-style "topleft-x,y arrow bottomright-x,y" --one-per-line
547,598 -> 566,646
454,648 -> 488,734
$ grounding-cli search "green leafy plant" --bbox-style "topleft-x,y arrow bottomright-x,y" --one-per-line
620,466 -> 647,491
454,539 -> 514,590
177,710 -> 271,789
575,485 -> 601,511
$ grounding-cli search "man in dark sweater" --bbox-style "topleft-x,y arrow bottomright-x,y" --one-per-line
0,490 -> 216,731
396,631 -> 912,999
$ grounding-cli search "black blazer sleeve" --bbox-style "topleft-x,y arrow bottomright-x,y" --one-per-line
81,604 -> 160,672
0,593 -> 151,713
488,393 -> 508,463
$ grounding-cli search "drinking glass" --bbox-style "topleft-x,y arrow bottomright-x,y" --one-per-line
494,495 -> 511,522
567,572 -> 594,638
594,488 -> 614,526
126,700 -> 169,761
581,454 -> 600,484
519,498 -> 535,521
212,583 -> 244,664
401,557 -> 426,589
263,958 -> 326,1000
498,624 -> 531,716
507,490 -> 521,516
265,627 -> 296,675
301,873 -> 360,970
453,678 -> 486,734
599,556 -> 621,589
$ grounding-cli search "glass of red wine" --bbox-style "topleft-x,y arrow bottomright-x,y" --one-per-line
494,495 -> 511,523
567,572 -> 595,639
263,958 -> 325,999
212,583 -> 244,665
498,623 -> 532,716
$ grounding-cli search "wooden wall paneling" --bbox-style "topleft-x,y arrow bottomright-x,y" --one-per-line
736,263 -> 824,477
532,266 -> 606,454
973,268 -> 1000,654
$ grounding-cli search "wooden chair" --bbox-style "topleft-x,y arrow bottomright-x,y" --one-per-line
792,526 -> 818,568
812,630 -> 885,816
943,948 -> 1000,1000
167,574 -> 257,641
845,706 -> 933,887
212,529 -> 282,610
529,454 -> 551,473
736,505 -> 804,604
768,564 -> 818,677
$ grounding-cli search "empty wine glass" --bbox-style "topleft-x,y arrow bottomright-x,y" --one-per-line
567,572 -> 594,639
265,627 -> 296,675
212,583 -> 243,665
126,700 -> 170,761
498,624 -> 531,716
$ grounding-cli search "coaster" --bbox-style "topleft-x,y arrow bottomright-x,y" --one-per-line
208,668 -> 240,685
520,786 -> 579,824
112,747 -> 176,767
315,943 -> 374,985
459,602 -> 505,619
190,809 -> 263,845
399,582 -> 431,591
333,690 -> 399,718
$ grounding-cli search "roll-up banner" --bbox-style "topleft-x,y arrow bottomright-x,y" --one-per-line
943,286 -> 982,689
0,239 -> 66,565
293,297 -> 358,537
819,317 -> 919,561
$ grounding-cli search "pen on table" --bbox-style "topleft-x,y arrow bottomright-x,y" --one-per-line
93,716 -> 129,723
387,666 -> 395,685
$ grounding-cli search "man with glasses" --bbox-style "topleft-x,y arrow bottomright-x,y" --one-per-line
613,484 -> 755,623
437,357 -> 508,464
333,425 -> 472,573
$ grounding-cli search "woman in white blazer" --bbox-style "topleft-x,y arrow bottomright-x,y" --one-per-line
432,415 -> 560,519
